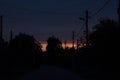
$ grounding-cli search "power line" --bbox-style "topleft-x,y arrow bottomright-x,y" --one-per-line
76,0 -> 112,47
91,0 -> 112,18
78,10 -> 90,46
76,23 -> 85,37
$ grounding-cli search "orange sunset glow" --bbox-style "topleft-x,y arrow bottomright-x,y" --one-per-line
40,42 -> 77,51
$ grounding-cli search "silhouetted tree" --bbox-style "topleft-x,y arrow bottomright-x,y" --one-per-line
68,19 -> 120,80
46,36 -> 63,65
89,19 -> 119,55
0,39 -> 8,53
8,33 -> 43,79
78,19 -> 120,79
0,39 -> 8,80
46,36 -> 62,52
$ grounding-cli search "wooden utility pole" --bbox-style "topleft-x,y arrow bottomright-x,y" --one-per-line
77,39 -> 79,50
118,0 -> 120,25
85,10 -> 89,46
64,40 -> 67,49
72,31 -> 75,48
10,30 -> 13,42
79,10 -> 89,46
0,16 -> 3,40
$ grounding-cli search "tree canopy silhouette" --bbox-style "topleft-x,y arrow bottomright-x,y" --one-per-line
0,39 -> 8,80
46,36 -> 63,65
84,19 -> 120,79
74,19 -> 120,79
89,19 -> 119,48
0,38 -> 7,53
46,36 -> 62,52
8,33 -> 42,79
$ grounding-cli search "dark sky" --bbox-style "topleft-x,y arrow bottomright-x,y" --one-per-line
0,0 -> 118,42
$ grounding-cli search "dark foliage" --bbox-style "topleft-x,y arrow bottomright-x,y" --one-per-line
46,36 -> 64,65
77,19 -> 120,79
7,33 -> 43,79
44,19 -> 120,80
0,19 -> 119,80
46,36 -> 63,52
89,19 -> 120,56
0,39 -> 8,80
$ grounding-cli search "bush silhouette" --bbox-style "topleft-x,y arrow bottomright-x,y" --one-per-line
46,36 -> 62,52
8,33 -> 42,79
89,19 -> 119,56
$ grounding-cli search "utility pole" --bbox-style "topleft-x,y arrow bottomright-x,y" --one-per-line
85,10 -> 89,46
72,31 -> 75,48
118,0 -> 120,26
0,16 -> 3,41
77,39 -> 79,50
79,10 -> 89,46
64,40 -> 67,49
10,30 -> 13,42
72,31 -> 75,72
